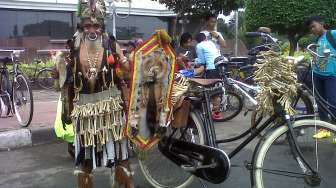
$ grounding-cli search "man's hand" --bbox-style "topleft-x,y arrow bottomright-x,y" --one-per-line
211,31 -> 220,39
211,31 -> 226,48
194,66 -> 205,76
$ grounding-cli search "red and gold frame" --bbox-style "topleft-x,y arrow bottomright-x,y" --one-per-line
126,30 -> 176,150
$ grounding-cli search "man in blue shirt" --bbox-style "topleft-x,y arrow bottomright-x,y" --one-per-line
306,16 -> 336,138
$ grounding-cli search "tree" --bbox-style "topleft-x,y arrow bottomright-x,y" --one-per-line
151,0 -> 244,16
245,0 -> 336,55
217,19 -> 234,39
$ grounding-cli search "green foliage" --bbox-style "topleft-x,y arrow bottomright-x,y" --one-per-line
245,0 -> 336,34
217,19 -> 234,39
10,59 -> 55,78
245,0 -> 336,54
298,34 -> 316,49
152,0 -> 244,16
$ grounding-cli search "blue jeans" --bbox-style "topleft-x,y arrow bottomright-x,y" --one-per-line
313,73 -> 336,122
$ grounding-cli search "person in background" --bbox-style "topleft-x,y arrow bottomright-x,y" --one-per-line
135,38 -> 144,48
194,32 -> 223,120
258,27 -> 273,45
201,13 -> 226,53
125,40 -> 136,60
305,16 -> 336,139
175,32 -> 196,70
247,26 -> 274,55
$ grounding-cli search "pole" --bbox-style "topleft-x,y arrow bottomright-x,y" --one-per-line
234,10 -> 239,56
112,0 -> 117,37
112,10 -> 116,37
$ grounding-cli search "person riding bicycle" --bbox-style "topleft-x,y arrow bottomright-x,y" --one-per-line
306,16 -> 336,139
194,32 -> 223,120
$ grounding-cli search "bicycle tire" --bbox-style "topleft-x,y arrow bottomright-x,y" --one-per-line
250,91 -> 314,128
0,72 -> 11,117
12,73 -> 33,127
139,111 -> 205,188
254,119 -> 336,188
213,91 -> 243,122
37,68 -> 54,90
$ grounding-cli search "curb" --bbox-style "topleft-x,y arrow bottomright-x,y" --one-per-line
0,125 -> 60,151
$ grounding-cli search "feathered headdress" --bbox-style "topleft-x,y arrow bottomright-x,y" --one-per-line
77,0 -> 106,24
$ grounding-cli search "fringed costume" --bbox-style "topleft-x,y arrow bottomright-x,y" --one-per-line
54,0 -> 134,187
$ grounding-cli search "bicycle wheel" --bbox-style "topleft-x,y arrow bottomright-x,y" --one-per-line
250,92 -> 314,128
12,74 -> 33,127
213,91 -> 243,122
254,119 -> 336,188
37,68 -> 54,90
0,72 -> 11,117
139,111 -> 205,188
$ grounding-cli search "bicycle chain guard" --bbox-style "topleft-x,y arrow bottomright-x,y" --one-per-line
158,136 -> 231,184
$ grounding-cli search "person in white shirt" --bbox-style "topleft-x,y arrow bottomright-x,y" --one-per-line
201,13 -> 226,53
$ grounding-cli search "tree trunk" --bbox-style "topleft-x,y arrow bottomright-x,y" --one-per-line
288,34 -> 299,56
170,16 -> 177,38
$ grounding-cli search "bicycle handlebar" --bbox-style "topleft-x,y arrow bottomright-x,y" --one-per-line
245,32 -> 280,52
307,43 -> 336,58
0,49 -> 25,53
245,32 -> 277,43
306,43 -> 325,58
245,32 -> 263,37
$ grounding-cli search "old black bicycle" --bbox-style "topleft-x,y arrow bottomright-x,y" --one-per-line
25,58 -> 54,90
139,53 -> 336,188
0,50 -> 33,127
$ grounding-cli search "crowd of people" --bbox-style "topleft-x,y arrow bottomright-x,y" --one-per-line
117,13 -> 228,120
118,14 -> 336,124
54,0 -> 336,186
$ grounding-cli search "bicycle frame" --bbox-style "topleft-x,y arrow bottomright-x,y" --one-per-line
195,87 -> 318,183
0,66 -> 11,101
0,50 -> 22,115
302,83 -> 336,120
227,77 -> 259,107
299,60 -> 336,121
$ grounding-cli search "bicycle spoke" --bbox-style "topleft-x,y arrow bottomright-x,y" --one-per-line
255,167 -> 307,178
254,121 -> 336,188
12,74 -> 33,127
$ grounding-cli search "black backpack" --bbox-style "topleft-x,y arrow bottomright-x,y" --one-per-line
326,30 -> 336,50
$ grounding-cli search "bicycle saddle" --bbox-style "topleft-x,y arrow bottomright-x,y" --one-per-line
0,56 -> 11,64
227,61 -> 247,67
229,56 -> 250,63
189,78 -> 222,86
239,65 -> 256,71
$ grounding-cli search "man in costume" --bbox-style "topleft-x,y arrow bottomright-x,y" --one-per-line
54,0 -> 134,187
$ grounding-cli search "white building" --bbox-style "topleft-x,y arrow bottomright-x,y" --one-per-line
0,0 -> 175,51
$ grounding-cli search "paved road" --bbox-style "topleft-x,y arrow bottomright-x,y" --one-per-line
0,114 -> 256,188
1,113 -> 335,188
0,90 -> 58,131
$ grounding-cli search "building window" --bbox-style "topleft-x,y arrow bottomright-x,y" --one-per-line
0,9 -> 74,50
106,15 -> 170,40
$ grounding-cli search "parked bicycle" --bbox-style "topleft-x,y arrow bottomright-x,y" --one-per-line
178,52 -> 244,122
222,31 -> 281,85
139,49 -> 336,188
215,32 -> 284,119
0,50 -> 33,127
25,58 -> 54,90
214,55 -> 313,123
